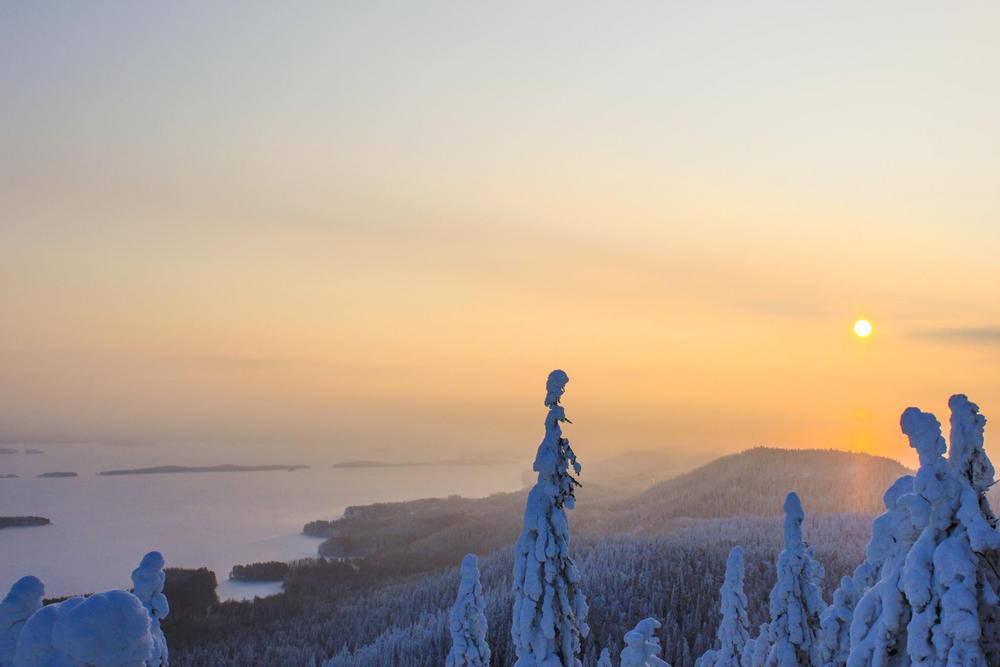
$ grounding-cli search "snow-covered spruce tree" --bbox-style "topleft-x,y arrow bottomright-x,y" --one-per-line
763,492 -> 826,667
621,618 -> 671,667
845,473 -> 920,667
597,647 -> 613,667
0,576 -> 44,667
898,397 -> 1000,666
446,553 -> 490,667
132,551 -> 170,667
696,546 -> 750,667
949,394 -> 1000,659
511,369 -> 589,667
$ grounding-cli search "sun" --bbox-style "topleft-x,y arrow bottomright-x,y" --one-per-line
854,319 -> 873,337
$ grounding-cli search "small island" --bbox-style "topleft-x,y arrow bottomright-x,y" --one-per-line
25,448 -> 45,454
0,516 -> 51,528
0,448 -> 16,455
37,471 -> 78,478
97,464 -> 308,476
0,474 -> 18,479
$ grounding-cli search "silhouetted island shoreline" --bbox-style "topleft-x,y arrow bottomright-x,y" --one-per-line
0,516 -> 51,528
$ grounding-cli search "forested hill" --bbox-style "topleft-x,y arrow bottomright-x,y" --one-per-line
169,447 -> 909,666
301,448 -> 908,561
618,447 -> 909,528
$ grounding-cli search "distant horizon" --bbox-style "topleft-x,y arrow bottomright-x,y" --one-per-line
0,412 -> 976,468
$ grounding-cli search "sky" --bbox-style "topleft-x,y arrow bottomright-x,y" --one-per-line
1,2 -> 999,468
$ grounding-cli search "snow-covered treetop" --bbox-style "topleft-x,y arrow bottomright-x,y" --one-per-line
901,407 -> 947,466
131,550 -> 169,621
948,394 -> 993,493
531,369 -> 580,489
864,474 -> 915,566
0,576 -> 44,665
132,552 -> 165,597
621,618 -> 671,667
459,553 -> 478,580
136,551 -> 165,573
783,492 -> 805,548
724,546 -> 744,591
0,576 -> 43,620
882,475 -> 915,513
545,369 -> 570,407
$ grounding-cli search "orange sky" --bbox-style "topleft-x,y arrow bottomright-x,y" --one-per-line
1,3 -> 998,468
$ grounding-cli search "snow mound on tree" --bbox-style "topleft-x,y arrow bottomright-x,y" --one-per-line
15,591 -> 152,667
0,576 -> 44,666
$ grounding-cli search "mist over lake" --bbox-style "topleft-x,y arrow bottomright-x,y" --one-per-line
0,443 -> 524,600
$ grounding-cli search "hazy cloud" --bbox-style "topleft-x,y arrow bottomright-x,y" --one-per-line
911,326 -> 1000,344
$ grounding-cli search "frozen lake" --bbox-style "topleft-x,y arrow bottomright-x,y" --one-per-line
0,444 -> 525,600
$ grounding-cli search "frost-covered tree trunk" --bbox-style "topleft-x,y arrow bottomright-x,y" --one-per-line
511,370 -> 589,667
898,397 -> 1000,667
446,553 -> 490,667
621,618 -> 671,667
0,576 -> 44,667
597,647 -> 613,667
132,551 -> 170,667
697,546 -> 750,667
763,492 -> 826,667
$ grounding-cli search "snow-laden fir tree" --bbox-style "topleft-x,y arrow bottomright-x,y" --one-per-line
897,397 -> 1000,666
696,546 -> 750,667
621,618 -> 671,667
446,553 -> 490,667
132,551 -> 170,667
845,474 -> 920,667
597,647 -> 613,667
0,576 -> 43,667
762,492 -> 826,667
511,369 -> 589,667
